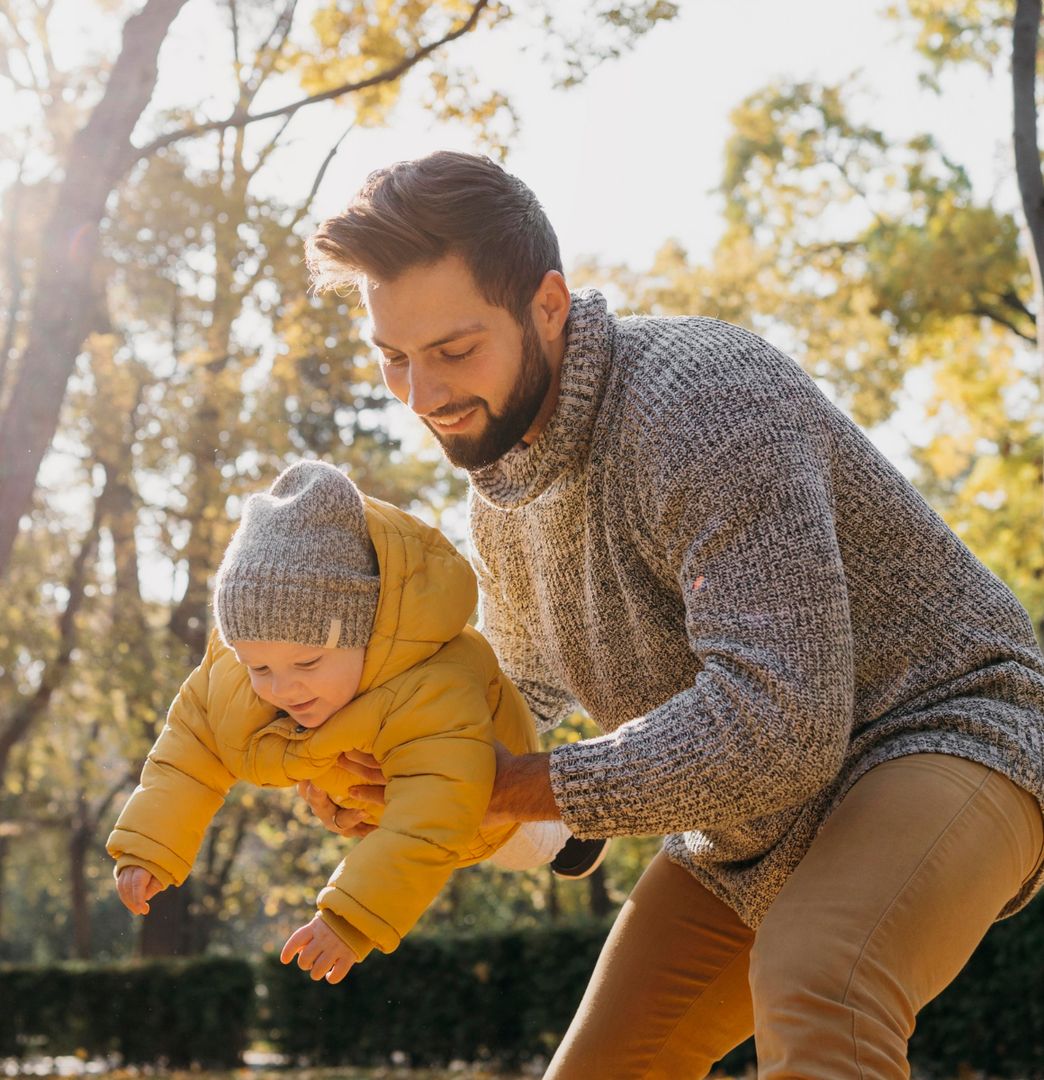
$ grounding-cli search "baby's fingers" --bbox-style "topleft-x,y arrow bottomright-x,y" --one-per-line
324,954 -> 354,985
280,926 -> 313,965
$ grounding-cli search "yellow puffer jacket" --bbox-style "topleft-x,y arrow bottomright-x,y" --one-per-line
106,497 -> 537,962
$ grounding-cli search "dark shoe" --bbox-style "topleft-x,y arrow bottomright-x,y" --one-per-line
550,836 -> 609,880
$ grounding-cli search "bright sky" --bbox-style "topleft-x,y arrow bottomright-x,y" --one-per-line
250,0 -> 1012,272
1,0 -> 1012,270
127,0 -> 1013,275
0,0 -> 1019,591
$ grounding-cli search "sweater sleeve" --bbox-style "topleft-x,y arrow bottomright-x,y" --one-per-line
548,372 -> 856,837
315,668 -> 496,960
106,633 -> 238,885
470,503 -> 579,733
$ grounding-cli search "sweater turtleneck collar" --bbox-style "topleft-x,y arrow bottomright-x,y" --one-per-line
468,289 -> 613,510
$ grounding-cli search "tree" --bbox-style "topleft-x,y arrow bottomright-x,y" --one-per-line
0,0 -> 682,958
0,0 -> 680,579
582,65 -> 1042,637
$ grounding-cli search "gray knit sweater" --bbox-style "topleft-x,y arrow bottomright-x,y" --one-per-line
467,290 -> 1044,928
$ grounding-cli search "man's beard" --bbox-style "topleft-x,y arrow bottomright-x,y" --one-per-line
425,318 -> 552,471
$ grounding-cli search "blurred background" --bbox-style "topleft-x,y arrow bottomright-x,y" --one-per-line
0,0 -> 1040,1075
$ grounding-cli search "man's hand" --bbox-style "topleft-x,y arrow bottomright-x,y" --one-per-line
116,866 -> 164,916
297,750 -> 386,838
281,913 -> 357,984
483,741 -> 560,826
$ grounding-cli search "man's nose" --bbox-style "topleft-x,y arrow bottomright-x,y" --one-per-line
405,363 -> 448,417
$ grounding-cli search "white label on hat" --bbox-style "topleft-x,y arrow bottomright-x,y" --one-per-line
324,618 -> 342,650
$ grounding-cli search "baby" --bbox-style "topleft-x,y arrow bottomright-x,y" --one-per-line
107,460 -> 605,983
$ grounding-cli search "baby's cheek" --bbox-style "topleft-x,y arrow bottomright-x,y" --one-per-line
249,675 -> 274,706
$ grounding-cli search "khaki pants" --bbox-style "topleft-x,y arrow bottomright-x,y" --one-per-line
545,754 -> 1044,1079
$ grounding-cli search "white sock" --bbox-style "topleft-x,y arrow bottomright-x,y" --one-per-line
488,819 -> 572,871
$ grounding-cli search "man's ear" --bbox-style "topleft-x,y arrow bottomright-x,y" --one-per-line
531,270 -> 571,343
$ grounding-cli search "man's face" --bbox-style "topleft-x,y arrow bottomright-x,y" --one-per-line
365,255 -> 553,470
232,640 -> 367,728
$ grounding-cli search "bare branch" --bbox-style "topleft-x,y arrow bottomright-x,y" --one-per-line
1,7 -> 45,91
971,304 -> 1038,343
228,0 -> 241,72
0,147 -> 28,392
301,122 -> 354,212
235,122 -> 354,300
1001,288 -> 1035,323
86,765 -> 139,834
133,0 -> 491,162
0,475 -> 107,779
1012,0 -> 1044,338
243,112 -> 294,180
31,0 -> 57,86
245,0 -> 299,98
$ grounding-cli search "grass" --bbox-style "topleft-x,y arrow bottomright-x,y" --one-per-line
3,1062 -> 1020,1080
3,1066 -> 758,1080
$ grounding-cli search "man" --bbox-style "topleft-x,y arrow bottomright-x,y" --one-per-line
301,150 -> 1044,1078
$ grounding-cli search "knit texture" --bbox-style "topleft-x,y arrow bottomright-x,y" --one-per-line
468,290 -> 1044,928
214,460 -> 380,649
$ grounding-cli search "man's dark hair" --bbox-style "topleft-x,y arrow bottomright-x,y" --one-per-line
306,151 -> 563,324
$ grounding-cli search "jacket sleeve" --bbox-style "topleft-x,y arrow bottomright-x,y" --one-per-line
469,501 -> 578,733
106,633 -> 238,886
548,359 -> 856,837
316,667 -> 495,961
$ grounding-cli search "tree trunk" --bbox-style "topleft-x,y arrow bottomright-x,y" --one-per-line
0,832 -> 8,957
586,863 -> 611,919
69,822 -> 92,959
0,0 -> 189,579
547,869 -> 560,923
138,882 -> 197,957
1012,1 -> 1044,500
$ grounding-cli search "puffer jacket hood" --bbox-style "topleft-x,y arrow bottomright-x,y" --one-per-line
356,495 -> 478,693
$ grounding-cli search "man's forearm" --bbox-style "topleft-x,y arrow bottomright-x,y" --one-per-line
489,749 -> 560,822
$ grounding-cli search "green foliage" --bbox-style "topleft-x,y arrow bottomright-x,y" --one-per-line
261,922 -> 611,1068
595,71 -> 1043,642
913,900 -> 1044,1078
886,1 -> 1013,80
4,908 -> 1043,1075
0,956 -> 254,1067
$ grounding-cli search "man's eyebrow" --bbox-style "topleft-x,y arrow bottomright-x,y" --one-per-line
371,323 -> 487,352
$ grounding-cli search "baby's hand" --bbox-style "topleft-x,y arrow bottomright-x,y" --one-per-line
116,866 -> 163,915
280,913 -> 357,985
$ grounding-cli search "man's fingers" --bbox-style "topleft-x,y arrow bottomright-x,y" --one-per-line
297,780 -> 330,810
336,750 -> 384,784
349,784 -> 386,807
331,806 -> 366,835
297,782 -> 338,824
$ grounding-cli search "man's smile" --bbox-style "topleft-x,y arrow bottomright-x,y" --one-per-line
429,407 -> 478,434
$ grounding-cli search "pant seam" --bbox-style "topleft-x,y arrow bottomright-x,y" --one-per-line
639,940 -> 753,1080
839,766 -> 994,1077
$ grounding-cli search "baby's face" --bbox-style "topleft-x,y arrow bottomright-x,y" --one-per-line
232,640 -> 367,728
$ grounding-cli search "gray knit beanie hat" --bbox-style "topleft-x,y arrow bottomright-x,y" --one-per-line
214,460 -> 380,650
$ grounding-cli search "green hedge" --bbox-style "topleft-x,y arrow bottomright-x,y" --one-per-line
0,956 -> 254,1068
4,904 -> 1043,1075
264,907 -> 1044,1078
261,921 -> 609,1068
